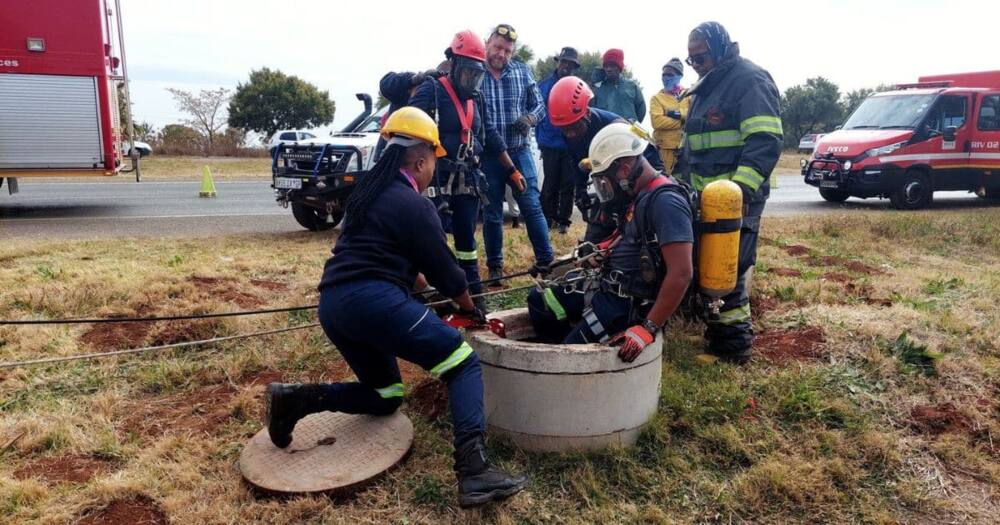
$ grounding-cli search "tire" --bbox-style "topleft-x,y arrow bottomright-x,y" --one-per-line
291,202 -> 343,231
889,171 -> 933,210
819,187 -> 850,203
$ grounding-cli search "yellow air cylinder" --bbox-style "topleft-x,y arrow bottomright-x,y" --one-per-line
698,180 -> 743,298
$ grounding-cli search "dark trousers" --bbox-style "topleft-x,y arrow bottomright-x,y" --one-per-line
318,279 -> 486,446
540,147 -> 575,227
527,286 -> 633,344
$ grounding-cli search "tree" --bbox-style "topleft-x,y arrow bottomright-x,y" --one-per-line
842,83 -> 895,117
157,124 -> 204,155
780,77 -> 844,148
514,44 -> 535,64
227,68 -> 335,141
532,50 -> 638,87
132,121 -> 156,142
166,87 -> 231,154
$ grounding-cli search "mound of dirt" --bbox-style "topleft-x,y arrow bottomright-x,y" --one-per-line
145,319 -> 225,347
911,403 -> 973,435
821,272 -> 853,283
768,267 -> 803,278
13,454 -> 116,484
844,261 -> 885,275
751,296 -> 783,321
81,322 -> 152,351
250,279 -> 289,292
755,326 -> 826,363
188,275 -> 263,308
78,496 -> 167,525
782,245 -> 810,257
409,379 -> 449,421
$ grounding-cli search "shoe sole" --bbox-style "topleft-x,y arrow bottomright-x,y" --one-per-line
458,484 -> 527,508
265,383 -> 292,449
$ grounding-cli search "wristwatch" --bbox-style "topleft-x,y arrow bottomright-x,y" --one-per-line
641,318 -> 661,334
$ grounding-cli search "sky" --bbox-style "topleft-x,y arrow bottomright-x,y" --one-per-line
121,0 -> 1000,139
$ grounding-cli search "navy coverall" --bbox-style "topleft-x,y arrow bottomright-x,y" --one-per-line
317,174 -> 485,446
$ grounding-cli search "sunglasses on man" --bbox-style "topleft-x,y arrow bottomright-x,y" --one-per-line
493,24 -> 517,42
685,51 -> 710,67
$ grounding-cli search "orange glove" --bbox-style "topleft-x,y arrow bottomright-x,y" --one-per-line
508,169 -> 526,194
610,325 -> 655,362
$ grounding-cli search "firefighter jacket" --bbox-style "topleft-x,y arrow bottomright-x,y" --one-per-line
680,43 -> 782,200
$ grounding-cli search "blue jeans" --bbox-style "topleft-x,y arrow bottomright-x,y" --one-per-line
482,147 -> 553,269
318,279 -> 486,446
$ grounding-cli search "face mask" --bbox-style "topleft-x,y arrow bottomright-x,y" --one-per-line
662,74 -> 681,92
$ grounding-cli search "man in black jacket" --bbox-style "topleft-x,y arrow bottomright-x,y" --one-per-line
680,21 -> 783,363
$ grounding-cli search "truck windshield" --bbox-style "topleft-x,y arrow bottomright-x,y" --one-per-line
842,94 -> 937,130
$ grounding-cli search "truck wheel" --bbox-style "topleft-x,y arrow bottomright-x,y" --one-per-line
291,202 -> 336,231
889,171 -> 933,210
819,188 -> 850,203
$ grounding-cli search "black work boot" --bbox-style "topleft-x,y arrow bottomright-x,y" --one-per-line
266,383 -> 332,448
486,266 -> 504,289
454,436 -> 528,508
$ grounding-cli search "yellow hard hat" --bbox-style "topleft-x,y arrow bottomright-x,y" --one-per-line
380,106 -> 447,157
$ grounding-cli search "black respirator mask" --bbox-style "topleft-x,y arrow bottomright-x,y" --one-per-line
451,57 -> 485,99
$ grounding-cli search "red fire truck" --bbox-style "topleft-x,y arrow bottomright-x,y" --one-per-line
0,0 -> 137,196
802,71 -> 1000,209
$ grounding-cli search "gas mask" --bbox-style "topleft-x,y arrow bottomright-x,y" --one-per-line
451,57 -> 485,99
590,157 -> 643,203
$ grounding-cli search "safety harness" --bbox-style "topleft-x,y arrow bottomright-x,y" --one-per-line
424,77 -> 489,204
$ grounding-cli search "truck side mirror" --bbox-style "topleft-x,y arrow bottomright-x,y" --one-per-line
943,126 -> 957,142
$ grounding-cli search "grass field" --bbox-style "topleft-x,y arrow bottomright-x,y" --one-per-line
33,151 -> 805,184
1,210 -> 999,523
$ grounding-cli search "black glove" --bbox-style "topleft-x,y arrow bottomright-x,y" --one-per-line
458,306 -> 488,326
666,110 -> 682,119
513,115 -> 535,136
529,262 -> 552,278
575,188 -> 592,212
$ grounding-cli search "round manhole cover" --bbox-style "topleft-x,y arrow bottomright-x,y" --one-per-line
239,411 -> 413,495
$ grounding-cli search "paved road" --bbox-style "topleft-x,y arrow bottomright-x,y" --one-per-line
2,173 -> 995,240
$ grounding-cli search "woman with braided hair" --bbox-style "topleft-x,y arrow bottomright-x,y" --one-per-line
265,107 -> 528,508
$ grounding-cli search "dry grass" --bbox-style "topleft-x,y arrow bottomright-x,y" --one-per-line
2,210 -> 999,523
138,156 -> 271,181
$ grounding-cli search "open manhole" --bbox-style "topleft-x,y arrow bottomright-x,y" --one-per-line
239,410 -> 413,495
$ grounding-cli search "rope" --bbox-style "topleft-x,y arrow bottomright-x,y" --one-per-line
0,305 -> 318,326
0,282 -> 546,370
0,323 -> 321,369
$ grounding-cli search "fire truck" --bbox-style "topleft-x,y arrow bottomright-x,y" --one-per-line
0,0 -> 137,196
802,71 -> 1000,209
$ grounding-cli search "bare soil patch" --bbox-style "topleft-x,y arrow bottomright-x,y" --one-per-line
782,245 -> 810,257
821,272 -> 852,283
409,379 -> 449,421
911,403 -> 974,435
768,267 -> 803,278
77,496 -> 167,525
81,322 -> 152,351
250,279 -> 289,292
755,326 -> 826,363
13,454 -> 116,484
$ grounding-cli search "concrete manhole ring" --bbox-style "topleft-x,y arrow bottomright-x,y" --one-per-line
239,411 -> 413,495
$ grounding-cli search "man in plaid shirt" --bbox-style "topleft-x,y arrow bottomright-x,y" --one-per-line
480,23 -> 554,284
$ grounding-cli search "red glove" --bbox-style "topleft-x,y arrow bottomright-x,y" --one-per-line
610,325 -> 655,363
508,169 -> 526,194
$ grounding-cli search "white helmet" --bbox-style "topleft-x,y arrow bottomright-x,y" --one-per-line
588,122 -> 650,174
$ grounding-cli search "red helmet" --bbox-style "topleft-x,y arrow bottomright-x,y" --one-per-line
548,76 -> 593,126
448,30 -> 486,62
